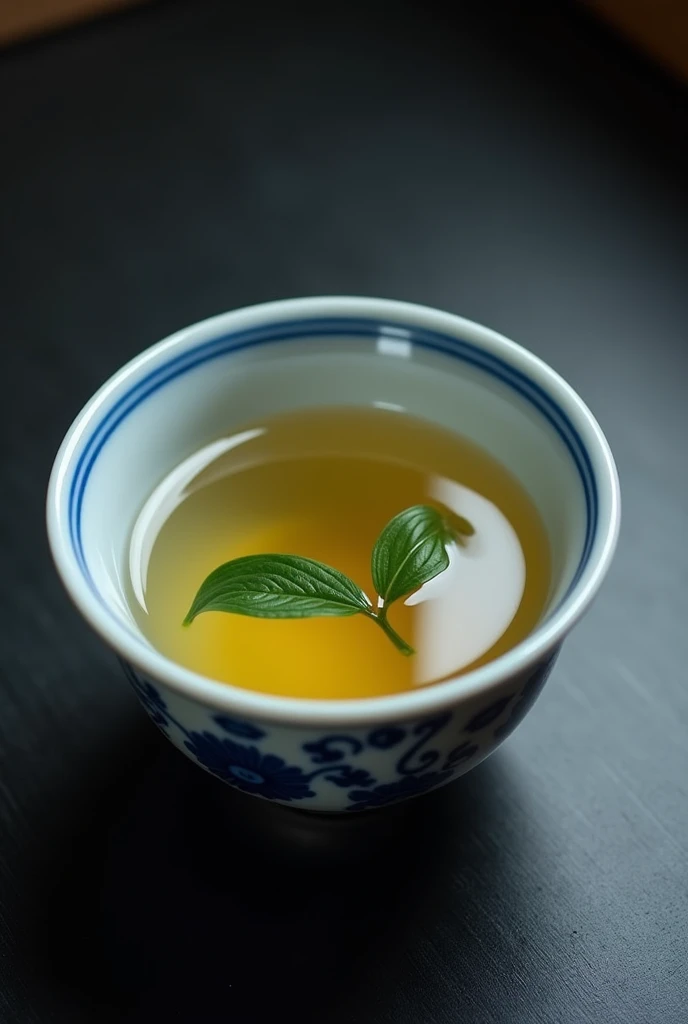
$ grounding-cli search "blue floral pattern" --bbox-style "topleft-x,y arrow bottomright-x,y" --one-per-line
303,735 -> 364,763
368,727 -> 406,749
311,765 -> 375,789
493,649 -> 560,741
444,740 -> 479,769
464,695 -> 514,732
120,659 -> 170,728
396,713 -> 451,775
212,715 -> 265,740
347,770 -> 453,810
122,650 -> 556,810
183,732 -> 316,801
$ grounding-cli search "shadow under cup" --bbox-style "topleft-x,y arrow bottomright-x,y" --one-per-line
49,301 -> 618,812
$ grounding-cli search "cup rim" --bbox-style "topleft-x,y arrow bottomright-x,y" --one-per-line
47,296 -> 620,726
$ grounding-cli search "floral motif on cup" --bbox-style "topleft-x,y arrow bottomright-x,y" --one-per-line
121,649 -> 556,809
183,731 -> 316,801
493,649 -> 560,741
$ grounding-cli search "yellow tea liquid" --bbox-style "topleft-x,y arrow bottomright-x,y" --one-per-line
129,407 -> 550,699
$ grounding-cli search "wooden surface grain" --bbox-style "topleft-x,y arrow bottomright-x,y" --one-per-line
1,2 -> 687,1021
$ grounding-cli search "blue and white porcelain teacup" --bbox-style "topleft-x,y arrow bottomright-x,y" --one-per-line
47,297 -> 620,812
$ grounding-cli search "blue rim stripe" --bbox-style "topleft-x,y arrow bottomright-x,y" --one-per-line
67,317 -> 597,614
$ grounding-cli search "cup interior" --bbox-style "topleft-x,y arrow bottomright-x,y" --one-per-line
60,303 -> 602,651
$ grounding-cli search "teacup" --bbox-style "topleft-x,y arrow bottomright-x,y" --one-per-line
47,297 -> 620,812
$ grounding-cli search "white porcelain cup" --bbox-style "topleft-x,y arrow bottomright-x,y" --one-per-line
47,297 -> 620,812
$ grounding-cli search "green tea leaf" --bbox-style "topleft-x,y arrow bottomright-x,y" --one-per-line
183,502 -> 474,657
371,504 -> 451,610
184,554 -> 371,625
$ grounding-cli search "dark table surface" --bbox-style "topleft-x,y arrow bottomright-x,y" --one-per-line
2,1 -> 687,1021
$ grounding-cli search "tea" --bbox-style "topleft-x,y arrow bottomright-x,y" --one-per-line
128,406 -> 550,699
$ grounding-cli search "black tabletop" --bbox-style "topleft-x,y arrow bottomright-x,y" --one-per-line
2,1 -> 687,1021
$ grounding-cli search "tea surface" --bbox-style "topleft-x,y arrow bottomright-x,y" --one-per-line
129,406 -> 550,699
